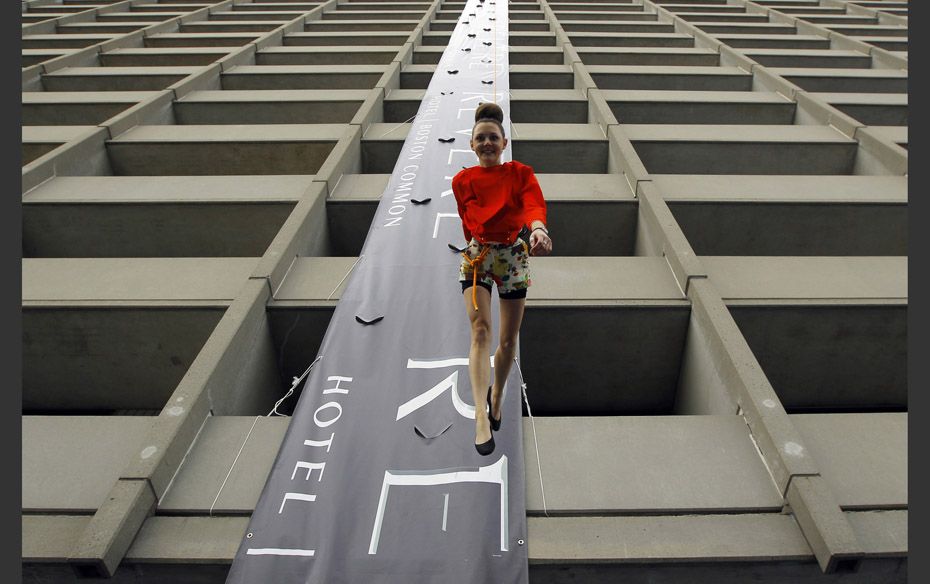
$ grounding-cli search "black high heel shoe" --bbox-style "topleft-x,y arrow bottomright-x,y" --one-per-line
475,433 -> 495,456
487,386 -> 501,432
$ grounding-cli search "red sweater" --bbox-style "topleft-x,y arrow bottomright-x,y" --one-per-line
452,161 -> 547,245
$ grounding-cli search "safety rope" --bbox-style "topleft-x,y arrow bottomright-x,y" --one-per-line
462,244 -> 491,310
329,255 -> 364,300
269,355 -> 323,416
513,356 -> 549,517
209,355 -> 324,516
210,415 -> 260,517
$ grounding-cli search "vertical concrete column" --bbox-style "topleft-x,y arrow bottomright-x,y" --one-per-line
22,127 -> 113,192
68,280 -> 274,576
642,0 -> 908,163
69,480 -> 157,577
787,476 -> 864,573
536,0 -> 657,257
636,181 -> 706,292
687,279 -> 864,572
249,1 -> 446,294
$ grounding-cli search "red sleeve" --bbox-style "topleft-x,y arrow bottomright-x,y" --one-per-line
452,170 -> 473,242
517,163 -> 547,227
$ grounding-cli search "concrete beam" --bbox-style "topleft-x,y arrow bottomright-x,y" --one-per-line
524,415 -> 783,513
55,21 -> 150,34
360,122 -> 608,174
510,64 -> 575,89
151,410 -> 919,517
103,89 -> 177,138
551,11 -> 660,23
306,19 -> 419,32
703,257 -> 907,301
181,20 -> 282,33
68,479 -> 157,578
740,47 -> 872,68
22,91 -> 158,126
125,516 -> 247,564
22,258 -> 259,301
528,514 -> 811,564
654,174 -> 907,202
221,64 -> 388,90
98,46 -> 236,66
22,125 -> 98,165
636,181 -> 706,293
587,64 -> 752,90
250,181 -> 333,293
41,66 -> 201,92
174,89 -> 370,124
675,12 -> 770,23
384,88 -> 588,123
144,32 -> 262,48
623,124 -> 858,175
569,31 -> 696,47
666,200 -> 906,256
786,476 -> 864,572
603,89 -> 795,124
576,46 -> 719,65
257,45 -> 401,65
21,127 -> 113,193
20,34 -> 116,49
715,33 -> 830,49
285,30 -> 410,45
822,24 -> 908,38
813,92 -> 907,126
687,278 -> 819,492
23,516 -> 92,563
208,10 -> 307,22
532,174 -> 638,255
157,417 -> 290,513
105,124 -> 347,175
133,276 -> 272,458
560,20 -> 678,33
791,413 -> 906,509
96,12 -> 190,23
69,510 -> 903,576
23,417 -> 154,513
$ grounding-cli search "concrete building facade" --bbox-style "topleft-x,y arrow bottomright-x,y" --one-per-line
22,0 -> 907,582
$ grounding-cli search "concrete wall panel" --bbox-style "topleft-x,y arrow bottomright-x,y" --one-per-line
792,413 -> 906,509
520,304 -> 690,414
23,417 -> 154,512
158,416 -> 290,513
23,307 -> 225,412
524,416 -> 782,512
730,305 -> 907,411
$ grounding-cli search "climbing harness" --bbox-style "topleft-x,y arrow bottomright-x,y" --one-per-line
462,243 -> 492,310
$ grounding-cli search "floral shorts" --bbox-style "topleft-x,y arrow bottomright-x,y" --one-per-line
459,238 -> 532,297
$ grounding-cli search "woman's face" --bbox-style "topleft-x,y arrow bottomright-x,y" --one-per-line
470,121 -> 508,167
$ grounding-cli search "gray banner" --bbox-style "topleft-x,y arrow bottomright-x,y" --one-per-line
226,1 -> 528,582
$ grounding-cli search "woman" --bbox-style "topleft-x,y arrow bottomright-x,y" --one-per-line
452,102 -> 552,456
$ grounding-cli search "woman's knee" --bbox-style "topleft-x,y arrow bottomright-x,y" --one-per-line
470,318 -> 492,344
498,335 -> 517,354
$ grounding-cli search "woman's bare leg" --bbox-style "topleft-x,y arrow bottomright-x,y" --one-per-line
490,297 -> 526,421
465,285 -> 494,445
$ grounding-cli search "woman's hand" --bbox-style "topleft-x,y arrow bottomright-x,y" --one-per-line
529,227 -> 552,256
